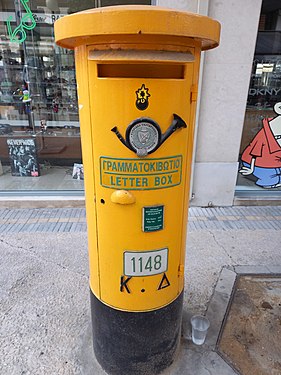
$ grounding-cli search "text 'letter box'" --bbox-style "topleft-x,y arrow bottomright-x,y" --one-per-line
55,6 -> 220,375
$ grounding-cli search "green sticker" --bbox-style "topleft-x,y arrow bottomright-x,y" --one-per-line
142,205 -> 164,232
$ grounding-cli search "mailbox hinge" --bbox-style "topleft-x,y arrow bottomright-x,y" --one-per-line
190,84 -> 198,102
178,264 -> 185,277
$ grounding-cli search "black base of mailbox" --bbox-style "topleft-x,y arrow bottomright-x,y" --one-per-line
90,290 -> 184,375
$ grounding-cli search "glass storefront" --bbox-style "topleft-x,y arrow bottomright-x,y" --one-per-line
0,0 -> 150,194
237,0 -> 281,194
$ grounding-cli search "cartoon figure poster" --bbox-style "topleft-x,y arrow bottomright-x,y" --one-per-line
239,102 -> 281,188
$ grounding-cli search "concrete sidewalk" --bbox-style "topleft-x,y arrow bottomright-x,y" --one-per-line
0,206 -> 280,375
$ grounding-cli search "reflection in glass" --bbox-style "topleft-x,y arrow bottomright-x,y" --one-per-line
0,1 -> 81,191
0,0 -> 151,192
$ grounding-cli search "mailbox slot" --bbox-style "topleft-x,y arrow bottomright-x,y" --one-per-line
97,63 -> 186,79
90,49 -> 194,79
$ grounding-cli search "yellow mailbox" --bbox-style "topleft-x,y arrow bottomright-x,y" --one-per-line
55,6 -> 220,375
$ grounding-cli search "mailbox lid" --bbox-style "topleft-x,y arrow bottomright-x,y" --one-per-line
55,5 -> 220,51
88,49 -> 195,63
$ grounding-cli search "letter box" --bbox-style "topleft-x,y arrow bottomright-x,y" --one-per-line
55,6 -> 220,375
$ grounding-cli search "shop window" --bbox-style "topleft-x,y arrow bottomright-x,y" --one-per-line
0,1 -> 150,193
68,1 -> 151,14
237,0 -> 281,193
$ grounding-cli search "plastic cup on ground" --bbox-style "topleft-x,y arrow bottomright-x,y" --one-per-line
190,315 -> 210,345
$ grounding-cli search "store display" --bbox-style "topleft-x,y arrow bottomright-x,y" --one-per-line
0,124 -> 13,135
72,163 -> 84,180
22,89 -> 31,102
0,45 -> 78,121
7,138 -> 40,177
0,47 -> 80,163
39,119 -> 47,133
240,57 -> 281,154
0,1 -> 84,190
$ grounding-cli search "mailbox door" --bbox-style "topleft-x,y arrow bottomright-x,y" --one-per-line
88,54 -> 195,311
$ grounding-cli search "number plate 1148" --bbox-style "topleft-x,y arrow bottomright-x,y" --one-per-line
124,248 -> 168,277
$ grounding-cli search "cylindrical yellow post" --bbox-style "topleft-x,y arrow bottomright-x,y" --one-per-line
55,6 -> 220,375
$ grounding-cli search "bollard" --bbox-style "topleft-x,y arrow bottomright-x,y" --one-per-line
55,6 -> 220,375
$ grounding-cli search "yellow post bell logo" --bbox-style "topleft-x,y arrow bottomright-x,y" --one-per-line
135,84 -> 151,110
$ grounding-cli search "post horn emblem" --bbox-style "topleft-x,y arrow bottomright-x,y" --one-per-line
111,114 -> 187,157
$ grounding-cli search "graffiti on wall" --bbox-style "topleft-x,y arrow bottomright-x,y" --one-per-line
6,0 -> 36,43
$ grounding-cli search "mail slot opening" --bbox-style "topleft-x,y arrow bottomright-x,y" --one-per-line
97,63 -> 185,79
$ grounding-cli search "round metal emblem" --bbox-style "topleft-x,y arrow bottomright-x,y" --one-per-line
126,118 -> 161,157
